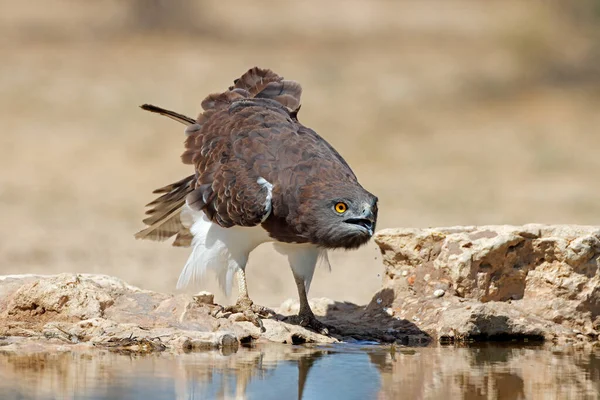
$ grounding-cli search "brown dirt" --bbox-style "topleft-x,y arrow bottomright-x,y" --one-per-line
1,1 -> 600,307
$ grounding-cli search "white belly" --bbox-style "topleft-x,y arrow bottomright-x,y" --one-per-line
176,205 -> 330,296
176,206 -> 274,296
273,242 -> 330,292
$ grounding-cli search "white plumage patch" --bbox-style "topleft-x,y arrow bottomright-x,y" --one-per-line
273,242 -> 329,293
257,177 -> 273,222
177,205 -> 272,296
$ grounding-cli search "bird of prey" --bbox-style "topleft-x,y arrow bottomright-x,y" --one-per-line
135,67 -> 378,333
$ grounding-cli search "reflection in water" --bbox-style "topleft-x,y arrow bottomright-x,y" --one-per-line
0,344 -> 598,400
371,344 -> 600,400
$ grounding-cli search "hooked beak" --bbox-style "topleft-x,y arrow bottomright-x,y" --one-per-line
344,208 -> 376,236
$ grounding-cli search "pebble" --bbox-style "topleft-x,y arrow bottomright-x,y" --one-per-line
384,307 -> 394,317
193,291 -> 215,305
401,270 -> 408,277
433,289 -> 445,298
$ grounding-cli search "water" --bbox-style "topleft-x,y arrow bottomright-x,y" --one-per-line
1,343 -> 598,400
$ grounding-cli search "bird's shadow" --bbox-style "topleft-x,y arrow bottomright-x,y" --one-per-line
272,288 -> 432,345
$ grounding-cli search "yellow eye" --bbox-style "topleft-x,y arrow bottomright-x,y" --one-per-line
334,202 -> 347,214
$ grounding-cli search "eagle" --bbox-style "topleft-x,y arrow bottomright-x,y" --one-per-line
135,67 -> 378,334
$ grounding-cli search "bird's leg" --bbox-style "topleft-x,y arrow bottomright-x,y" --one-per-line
217,268 -> 274,332
232,267 -> 274,315
285,273 -> 332,335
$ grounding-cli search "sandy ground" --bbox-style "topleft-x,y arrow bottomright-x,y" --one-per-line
1,1 -> 600,307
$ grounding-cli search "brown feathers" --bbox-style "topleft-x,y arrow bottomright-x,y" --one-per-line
231,67 -> 283,95
255,80 -> 302,111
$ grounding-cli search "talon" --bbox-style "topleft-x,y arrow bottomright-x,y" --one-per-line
211,305 -> 225,318
244,309 -> 265,332
284,314 -> 334,335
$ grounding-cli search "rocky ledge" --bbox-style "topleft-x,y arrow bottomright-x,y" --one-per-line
1,225 -> 598,353
0,273 -> 427,353
371,224 -> 600,344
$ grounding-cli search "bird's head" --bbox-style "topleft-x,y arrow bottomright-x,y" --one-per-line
298,182 -> 378,249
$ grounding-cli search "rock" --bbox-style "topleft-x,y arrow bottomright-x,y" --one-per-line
373,224 -> 600,343
0,273 -> 430,352
6,274 -> 115,322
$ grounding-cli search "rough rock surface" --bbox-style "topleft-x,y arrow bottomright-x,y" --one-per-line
372,224 -> 600,343
0,273 -> 428,353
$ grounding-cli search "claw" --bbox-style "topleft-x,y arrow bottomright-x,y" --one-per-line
211,305 -> 225,318
284,314 -> 334,336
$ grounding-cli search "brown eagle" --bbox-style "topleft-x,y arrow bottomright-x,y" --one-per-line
135,67 -> 378,333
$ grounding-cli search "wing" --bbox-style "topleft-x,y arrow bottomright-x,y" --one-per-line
181,67 -> 304,228
184,100 -> 289,227
136,67 -> 303,244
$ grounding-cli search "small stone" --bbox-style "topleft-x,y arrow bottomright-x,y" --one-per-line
384,307 -> 394,317
193,291 -> 214,305
401,270 -> 408,277
433,289 -> 445,298
219,333 -> 239,348
423,274 -> 431,282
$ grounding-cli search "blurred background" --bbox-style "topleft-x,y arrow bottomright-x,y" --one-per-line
1,0 -> 600,307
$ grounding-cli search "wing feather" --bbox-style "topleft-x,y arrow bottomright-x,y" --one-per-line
134,174 -> 195,247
